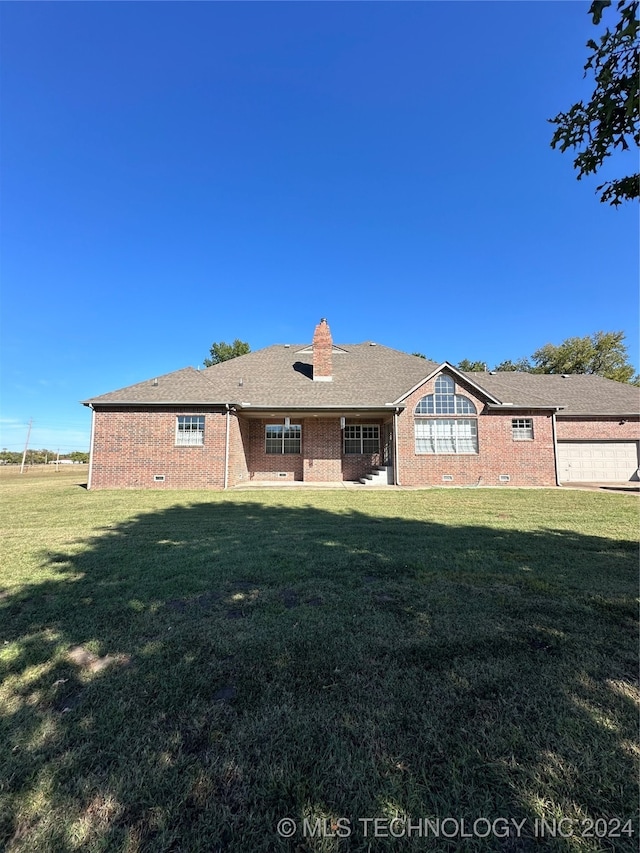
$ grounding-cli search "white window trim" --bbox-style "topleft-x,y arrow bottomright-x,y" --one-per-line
414,418 -> 478,455
175,415 -> 205,446
511,418 -> 534,441
415,376 -> 477,416
343,424 -> 380,455
265,424 -> 302,455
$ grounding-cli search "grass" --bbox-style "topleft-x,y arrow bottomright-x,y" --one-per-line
0,466 -> 638,852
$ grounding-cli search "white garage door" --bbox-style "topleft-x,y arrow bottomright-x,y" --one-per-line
558,441 -> 639,482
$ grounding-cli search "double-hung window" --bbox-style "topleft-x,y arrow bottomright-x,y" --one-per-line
344,424 -> 380,455
414,375 -> 478,454
176,415 -> 205,446
265,424 -> 301,454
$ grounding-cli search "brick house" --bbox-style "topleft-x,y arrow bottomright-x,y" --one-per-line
83,319 -> 640,489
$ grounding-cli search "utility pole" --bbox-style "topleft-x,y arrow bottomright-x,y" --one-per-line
56,449 -> 60,472
20,418 -> 33,474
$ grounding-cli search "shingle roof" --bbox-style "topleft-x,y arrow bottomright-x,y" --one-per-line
82,367 -> 226,405
462,371 -> 640,416
83,345 -> 640,416
83,345 -> 440,408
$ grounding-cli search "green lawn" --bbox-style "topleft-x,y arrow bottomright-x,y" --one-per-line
0,467 -> 638,852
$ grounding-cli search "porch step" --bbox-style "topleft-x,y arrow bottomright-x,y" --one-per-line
359,465 -> 393,486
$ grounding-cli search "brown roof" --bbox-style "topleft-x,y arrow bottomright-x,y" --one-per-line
462,371 -> 640,416
82,367 -> 226,405
84,345 -> 440,408
83,344 -> 640,416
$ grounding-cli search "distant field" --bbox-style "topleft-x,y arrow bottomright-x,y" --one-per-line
0,464 -> 88,480
0,469 -> 638,852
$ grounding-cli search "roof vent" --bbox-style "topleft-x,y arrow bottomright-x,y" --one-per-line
284,344 -> 290,348
561,373 -> 571,378
489,370 -> 496,375
369,342 -> 377,346
152,378 -> 158,386
238,378 -> 243,387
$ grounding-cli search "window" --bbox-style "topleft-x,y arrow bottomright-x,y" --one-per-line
415,375 -> 477,415
176,415 -> 205,446
265,424 -> 301,454
344,424 -> 380,454
415,419 -> 478,454
414,375 -> 478,454
512,418 -> 534,441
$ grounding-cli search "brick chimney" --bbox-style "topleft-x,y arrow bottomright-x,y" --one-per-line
312,318 -> 333,381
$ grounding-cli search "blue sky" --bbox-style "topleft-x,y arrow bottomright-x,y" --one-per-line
1,1 -> 637,454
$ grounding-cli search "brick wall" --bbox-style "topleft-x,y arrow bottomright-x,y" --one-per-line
91,394 -> 638,490
556,417 -> 640,441
234,417 -> 383,483
90,407 -> 227,489
228,413 -> 250,485
244,419 -> 304,482
396,374 -> 557,487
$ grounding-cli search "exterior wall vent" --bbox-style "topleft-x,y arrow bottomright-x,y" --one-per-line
442,474 -> 454,482
498,474 -> 511,482
154,475 -> 165,482
278,472 -> 287,478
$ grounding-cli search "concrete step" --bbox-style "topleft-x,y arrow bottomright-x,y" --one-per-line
359,466 -> 393,486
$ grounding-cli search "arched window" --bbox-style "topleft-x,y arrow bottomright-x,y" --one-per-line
415,375 -> 477,416
414,374 -> 478,454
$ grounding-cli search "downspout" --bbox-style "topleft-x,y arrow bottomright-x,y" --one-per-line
87,405 -> 96,490
224,404 -> 230,490
393,408 -> 401,486
551,411 -> 561,486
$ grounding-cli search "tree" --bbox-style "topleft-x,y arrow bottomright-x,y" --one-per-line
531,330 -> 638,383
204,339 -> 250,367
493,358 -> 532,372
457,359 -> 487,372
549,0 -> 639,206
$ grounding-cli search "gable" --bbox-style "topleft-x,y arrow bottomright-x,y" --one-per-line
392,363 -> 503,407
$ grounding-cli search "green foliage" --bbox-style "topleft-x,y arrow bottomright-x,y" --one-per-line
493,358 -> 532,372
458,331 -> 637,383
0,449 -> 89,465
411,351 -> 427,359
204,339 -> 251,367
457,359 -> 487,371
549,0 -> 639,205
531,330 -> 638,383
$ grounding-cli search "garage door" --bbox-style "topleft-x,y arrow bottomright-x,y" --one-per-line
558,441 -> 639,482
